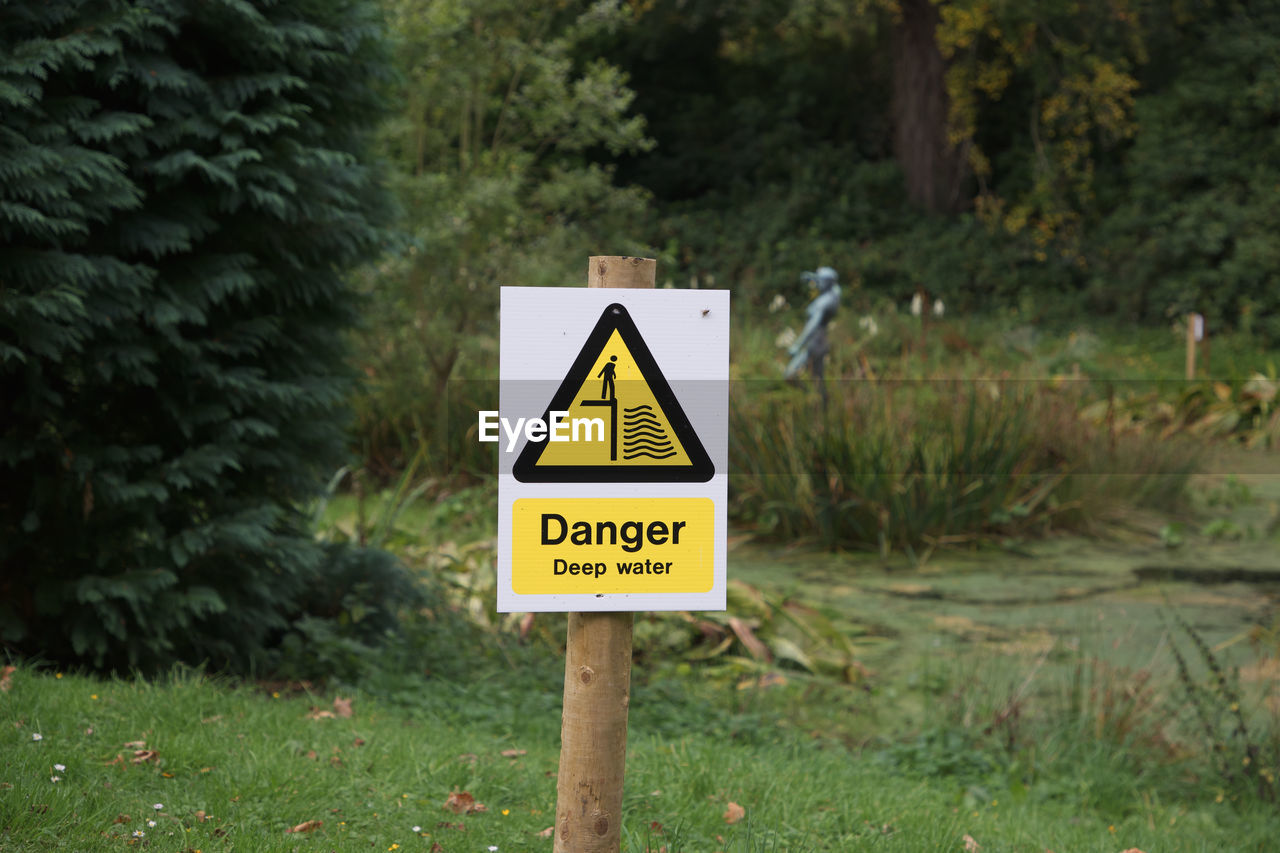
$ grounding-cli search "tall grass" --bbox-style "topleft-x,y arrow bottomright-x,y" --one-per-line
729,379 -> 1199,553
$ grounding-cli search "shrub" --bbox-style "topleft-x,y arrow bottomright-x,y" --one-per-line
0,0 -> 398,671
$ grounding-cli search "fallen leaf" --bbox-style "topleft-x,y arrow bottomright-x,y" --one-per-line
352,738 -> 365,747
123,740 -> 146,749
0,665 -> 14,691
131,750 -> 159,764
305,750 -> 318,761
333,696 -> 354,718
537,826 -> 554,838
305,708 -> 335,720
500,749 -> 527,758
113,814 -> 131,824
430,844 -> 443,852
457,753 -> 478,765
443,791 -> 487,815
727,617 -> 771,661
963,833 -> 981,851
200,715 -> 222,724
285,819 -> 322,833
195,810 -> 207,823
649,820 -> 665,834
723,802 -> 745,825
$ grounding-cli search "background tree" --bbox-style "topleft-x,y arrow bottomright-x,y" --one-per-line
0,0 -> 410,671
350,0 -> 652,478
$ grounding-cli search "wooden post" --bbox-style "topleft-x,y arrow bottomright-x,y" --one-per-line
553,256 -> 653,853
1184,314 -> 1194,380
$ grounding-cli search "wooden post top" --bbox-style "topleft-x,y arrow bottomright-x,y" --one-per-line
588,256 -> 656,290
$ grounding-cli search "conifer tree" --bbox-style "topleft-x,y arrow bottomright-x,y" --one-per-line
0,0 -> 401,670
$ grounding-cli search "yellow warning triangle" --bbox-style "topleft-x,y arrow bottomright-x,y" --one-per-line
513,303 -> 713,483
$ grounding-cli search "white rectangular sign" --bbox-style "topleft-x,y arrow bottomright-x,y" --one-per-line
495,286 -> 729,612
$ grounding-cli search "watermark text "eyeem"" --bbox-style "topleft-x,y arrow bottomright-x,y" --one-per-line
478,411 -> 605,452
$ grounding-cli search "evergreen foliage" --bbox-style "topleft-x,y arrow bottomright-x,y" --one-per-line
0,0 -> 404,671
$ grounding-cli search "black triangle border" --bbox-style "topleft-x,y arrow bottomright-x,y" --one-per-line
512,302 -> 714,483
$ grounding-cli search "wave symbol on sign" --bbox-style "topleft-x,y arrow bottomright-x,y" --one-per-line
621,404 -> 675,460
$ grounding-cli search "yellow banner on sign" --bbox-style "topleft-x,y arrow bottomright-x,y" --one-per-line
511,497 -> 714,595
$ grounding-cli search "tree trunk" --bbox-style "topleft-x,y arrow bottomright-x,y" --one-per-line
892,0 -> 968,213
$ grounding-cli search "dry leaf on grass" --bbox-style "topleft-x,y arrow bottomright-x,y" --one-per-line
537,826 -> 554,838
305,708 -> 335,720
963,833 -> 981,851
727,617 -> 771,661
723,802 -> 746,825
123,740 -> 146,749
333,696 -> 353,718
0,665 -> 15,691
443,791 -> 487,815
131,750 -> 159,764
285,819 -> 322,833
500,749 -> 527,758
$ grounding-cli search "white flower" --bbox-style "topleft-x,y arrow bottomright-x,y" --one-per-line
775,328 -> 797,349
768,294 -> 788,314
857,315 -> 879,337
132,829 -> 145,838
932,298 -> 945,318
147,820 -> 157,828
152,803 -> 164,811
910,292 -> 923,317
412,826 -> 421,833
50,776 -> 61,783
488,847 -> 499,852
54,763 -> 65,771
31,733 -> 43,741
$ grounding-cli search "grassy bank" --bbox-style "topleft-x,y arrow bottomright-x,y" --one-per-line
3,656 -> 1277,852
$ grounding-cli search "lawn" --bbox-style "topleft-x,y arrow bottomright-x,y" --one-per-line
4,615 -> 1278,853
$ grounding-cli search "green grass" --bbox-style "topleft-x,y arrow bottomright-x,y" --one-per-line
3,664 -> 1278,852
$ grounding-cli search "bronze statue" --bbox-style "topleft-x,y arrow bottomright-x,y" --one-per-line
784,266 -> 840,386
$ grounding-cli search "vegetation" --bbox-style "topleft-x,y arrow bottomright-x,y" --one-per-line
5,1 -> 1280,851
0,0 -> 407,673
349,0 -> 651,477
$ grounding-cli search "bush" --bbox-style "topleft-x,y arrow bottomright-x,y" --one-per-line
0,0 -> 399,672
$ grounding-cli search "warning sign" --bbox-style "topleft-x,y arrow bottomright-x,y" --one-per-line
513,304 -> 713,483
510,497 -> 714,595
497,286 -> 728,613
